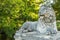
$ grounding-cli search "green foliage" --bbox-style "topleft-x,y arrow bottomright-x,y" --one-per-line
53,0 -> 60,20
0,0 -> 42,40
57,22 -> 60,31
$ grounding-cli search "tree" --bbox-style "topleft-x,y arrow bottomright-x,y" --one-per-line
53,0 -> 60,20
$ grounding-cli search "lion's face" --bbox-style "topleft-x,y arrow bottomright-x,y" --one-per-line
44,13 -> 54,23
40,13 -> 54,23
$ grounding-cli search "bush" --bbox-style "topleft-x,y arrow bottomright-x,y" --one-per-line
0,0 -> 40,40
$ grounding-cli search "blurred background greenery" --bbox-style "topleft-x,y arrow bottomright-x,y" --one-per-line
0,0 -> 60,40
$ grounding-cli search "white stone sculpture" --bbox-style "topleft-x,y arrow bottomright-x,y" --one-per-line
37,0 -> 57,34
14,0 -> 60,40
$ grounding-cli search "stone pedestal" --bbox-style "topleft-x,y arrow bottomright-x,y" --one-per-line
14,31 -> 60,40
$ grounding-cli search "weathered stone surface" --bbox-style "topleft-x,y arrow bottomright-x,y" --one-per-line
14,31 -> 60,40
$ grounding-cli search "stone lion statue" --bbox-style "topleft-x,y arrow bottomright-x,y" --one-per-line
37,0 -> 57,34
14,0 -> 58,40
